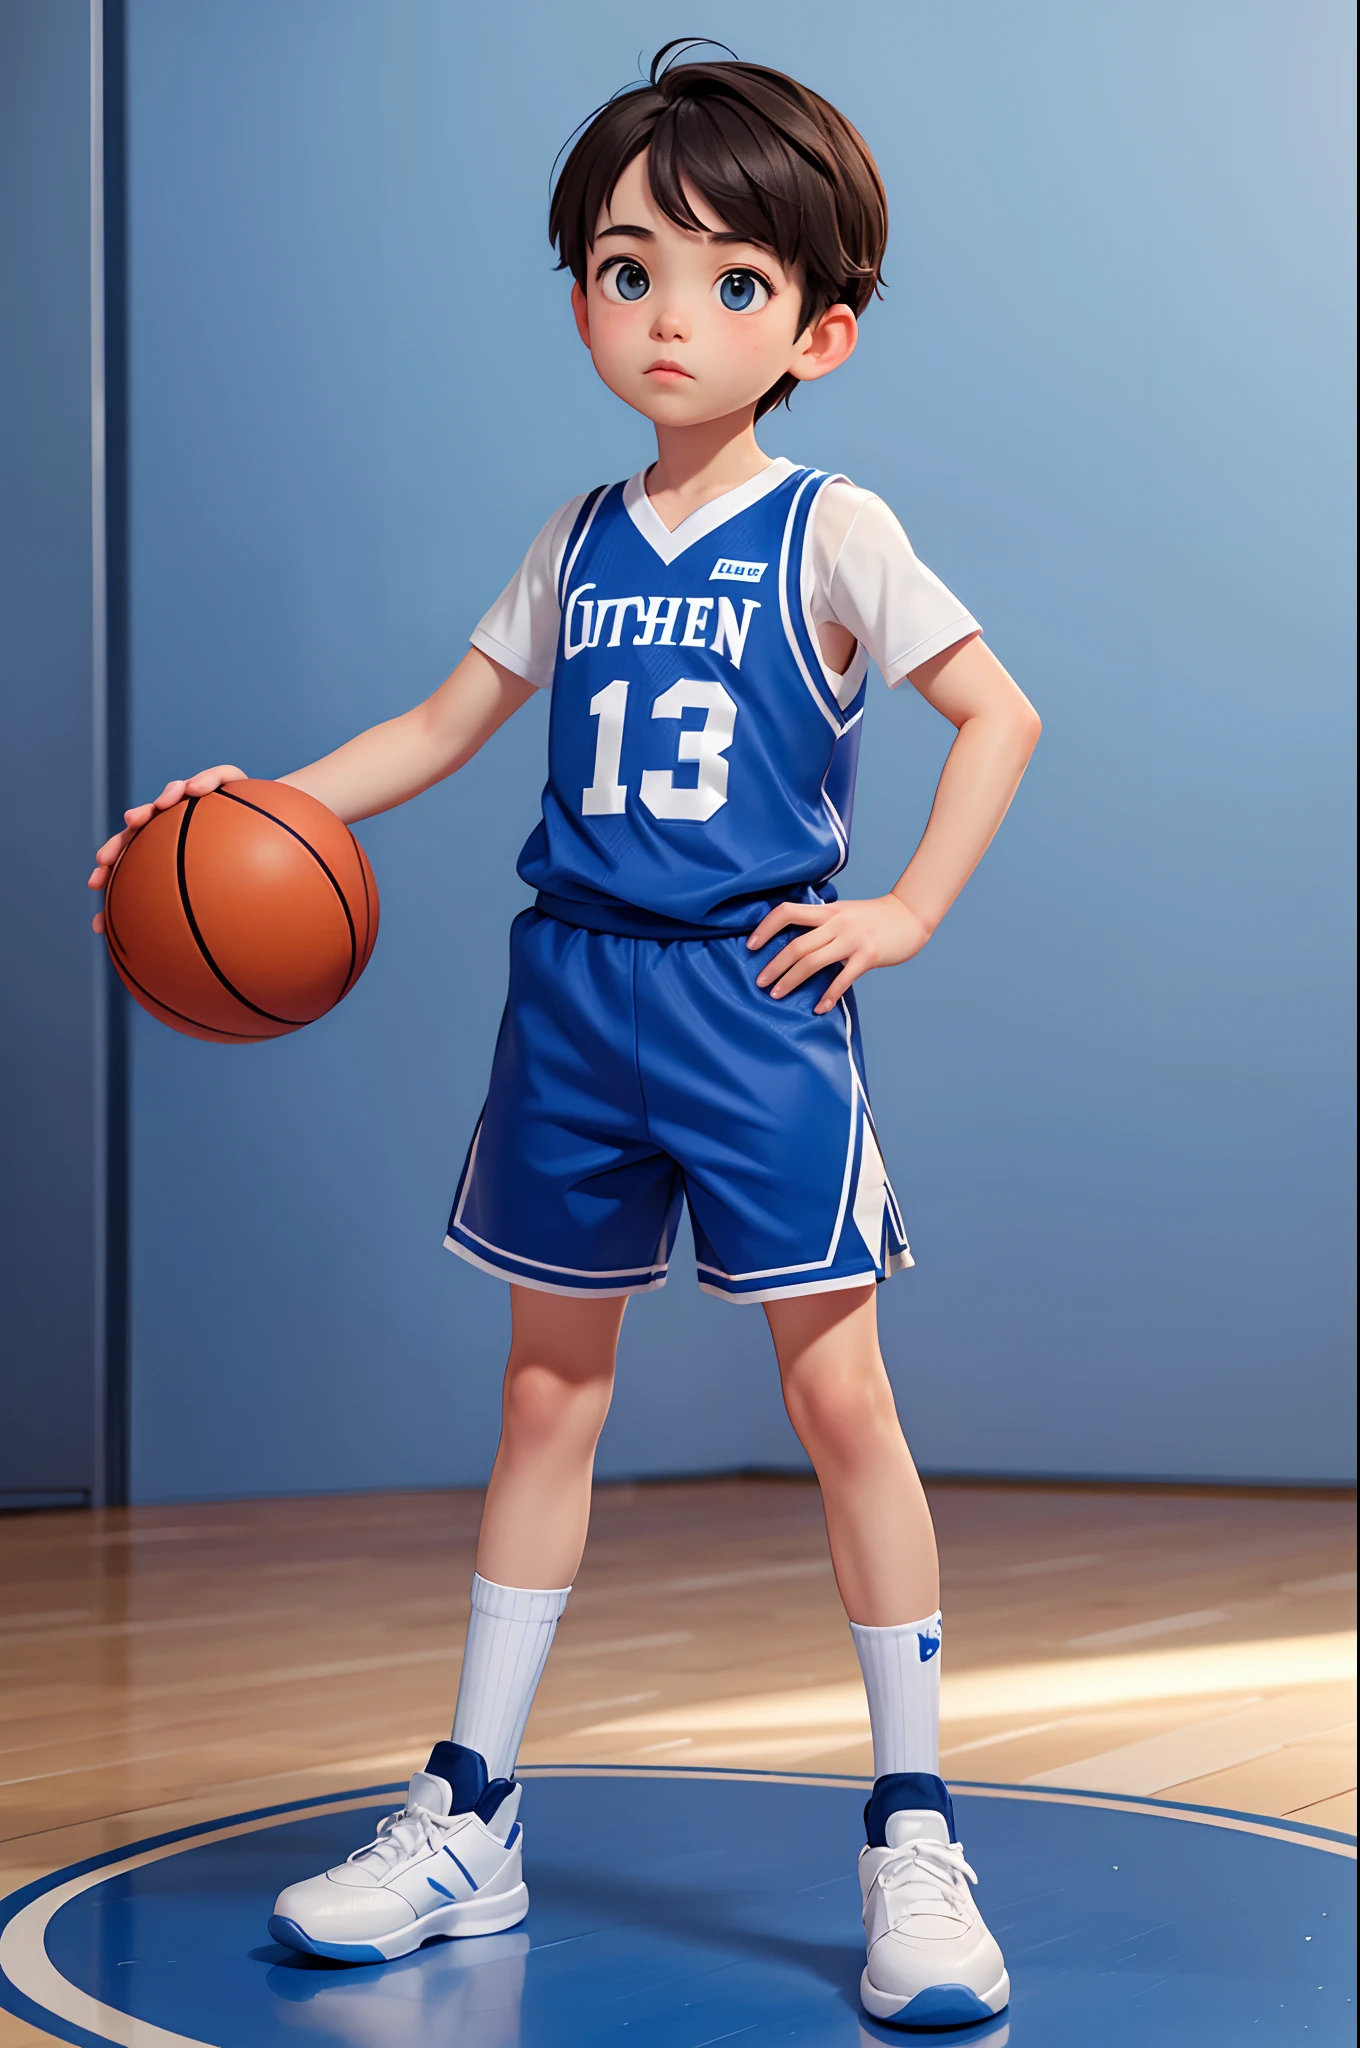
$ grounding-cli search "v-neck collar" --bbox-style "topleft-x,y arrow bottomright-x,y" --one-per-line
622,457 -> 797,567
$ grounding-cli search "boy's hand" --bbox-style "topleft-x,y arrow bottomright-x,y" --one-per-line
88,765 -> 247,932
748,894 -> 932,1014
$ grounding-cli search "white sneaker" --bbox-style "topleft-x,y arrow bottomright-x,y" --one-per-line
269,1743 -> 529,1963
859,1789 -> 1009,2027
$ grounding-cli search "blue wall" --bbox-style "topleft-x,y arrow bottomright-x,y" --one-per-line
0,0 -> 106,1507
122,0 -> 1356,1498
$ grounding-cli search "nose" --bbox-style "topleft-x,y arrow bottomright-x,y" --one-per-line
649,300 -> 689,344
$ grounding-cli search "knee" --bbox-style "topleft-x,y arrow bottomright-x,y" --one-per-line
500,1353 -> 613,1456
784,1360 -> 898,1474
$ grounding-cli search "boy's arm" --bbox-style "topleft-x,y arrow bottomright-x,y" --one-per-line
748,635 -> 1041,1013
279,648 -> 536,820
88,647 -> 535,927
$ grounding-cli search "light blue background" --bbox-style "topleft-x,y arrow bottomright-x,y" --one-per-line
122,0 -> 1355,1498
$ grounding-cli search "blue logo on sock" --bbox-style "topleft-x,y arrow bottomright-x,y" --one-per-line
918,1632 -> 941,1662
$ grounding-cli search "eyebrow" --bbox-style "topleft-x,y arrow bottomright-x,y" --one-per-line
596,222 -> 776,255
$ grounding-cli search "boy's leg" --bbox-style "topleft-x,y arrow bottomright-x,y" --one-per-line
451,1285 -> 625,1773
270,1286 -> 623,1962
476,1284 -> 625,1587
767,1284 -> 943,1775
766,1282 -> 938,1625
767,1284 -> 1009,2028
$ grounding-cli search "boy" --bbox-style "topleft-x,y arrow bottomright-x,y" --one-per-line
92,46 -> 1039,2029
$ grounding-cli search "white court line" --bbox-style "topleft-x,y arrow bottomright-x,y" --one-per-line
0,1793 -> 392,2048
3,1767 -> 1351,2048
516,1766 -> 1359,1856
951,1782 -> 1356,1857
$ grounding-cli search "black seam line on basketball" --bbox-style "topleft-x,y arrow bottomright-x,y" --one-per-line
175,798 -> 299,1025
358,847 -> 372,970
104,840 -> 271,1038
103,864 -> 122,952
217,788 -> 358,993
347,844 -> 373,995
103,893 -> 276,1038
337,844 -> 366,997
216,786 -> 357,994
107,944 -> 279,1040
104,841 -> 132,948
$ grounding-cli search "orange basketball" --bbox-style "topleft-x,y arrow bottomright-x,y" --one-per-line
103,780 -> 379,1043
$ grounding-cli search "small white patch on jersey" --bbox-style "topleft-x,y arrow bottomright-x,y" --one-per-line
710,558 -> 767,584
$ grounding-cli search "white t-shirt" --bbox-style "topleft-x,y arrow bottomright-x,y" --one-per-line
471,457 -> 979,693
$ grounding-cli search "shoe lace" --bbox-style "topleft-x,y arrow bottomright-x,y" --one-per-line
347,1802 -> 454,1876
877,1837 -> 978,1926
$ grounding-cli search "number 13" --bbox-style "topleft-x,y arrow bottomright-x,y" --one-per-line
582,678 -> 738,824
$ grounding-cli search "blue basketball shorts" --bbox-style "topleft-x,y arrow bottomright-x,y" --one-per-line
444,909 -> 912,1306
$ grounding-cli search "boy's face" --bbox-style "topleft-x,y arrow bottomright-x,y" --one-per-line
572,152 -> 855,428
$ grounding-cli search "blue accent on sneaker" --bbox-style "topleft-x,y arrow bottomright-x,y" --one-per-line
422,1740 -> 517,1827
443,1846 -> 478,1891
426,1876 -> 455,1899
893,1982 -> 998,2025
267,1915 -> 385,1964
864,1772 -> 957,1847
505,1820 -> 521,1849
475,1776 -> 517,1827
424,1740 -> 487,1812
918,1632 -> 941,1661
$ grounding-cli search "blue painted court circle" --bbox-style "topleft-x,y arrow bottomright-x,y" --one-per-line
0,1767 -> 1353,2046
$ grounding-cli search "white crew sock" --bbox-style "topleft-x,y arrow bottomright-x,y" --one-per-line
849,1609 -> 943,1779
450,1573 -> 571,1781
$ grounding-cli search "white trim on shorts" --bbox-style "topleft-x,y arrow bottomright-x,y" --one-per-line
444,1235 -> 670,1299
699,1265 -> 885,1307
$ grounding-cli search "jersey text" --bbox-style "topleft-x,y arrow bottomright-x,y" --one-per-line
564,585 -> 760,672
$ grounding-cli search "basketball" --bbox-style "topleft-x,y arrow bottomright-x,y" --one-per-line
103,779 -> 379,1042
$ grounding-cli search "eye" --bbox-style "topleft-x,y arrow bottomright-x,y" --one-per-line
716,269 -> 769,313
600,259 -> 651,304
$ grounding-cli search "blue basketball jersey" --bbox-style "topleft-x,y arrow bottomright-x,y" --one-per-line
517,465 -> 868,937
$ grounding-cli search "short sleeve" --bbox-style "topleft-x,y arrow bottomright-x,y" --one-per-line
470,495 -> 587,690
811,485 -> 980,688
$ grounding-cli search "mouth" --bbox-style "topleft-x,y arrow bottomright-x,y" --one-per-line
645,359 -> 694,381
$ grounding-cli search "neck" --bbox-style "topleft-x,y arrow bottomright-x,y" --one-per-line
646,409 -> 770,516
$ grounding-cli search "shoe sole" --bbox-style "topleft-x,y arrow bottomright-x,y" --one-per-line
859,1966 -> 1010,2027
269,1881 -> 530,1963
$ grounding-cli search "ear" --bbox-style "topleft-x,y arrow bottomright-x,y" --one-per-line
571,281 -> 592,350
788,303 -> 858,385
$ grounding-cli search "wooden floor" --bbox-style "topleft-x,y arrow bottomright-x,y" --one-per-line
0,1479 -> 1354,2043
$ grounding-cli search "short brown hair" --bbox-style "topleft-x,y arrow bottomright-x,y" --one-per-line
549,41 -> 888,421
